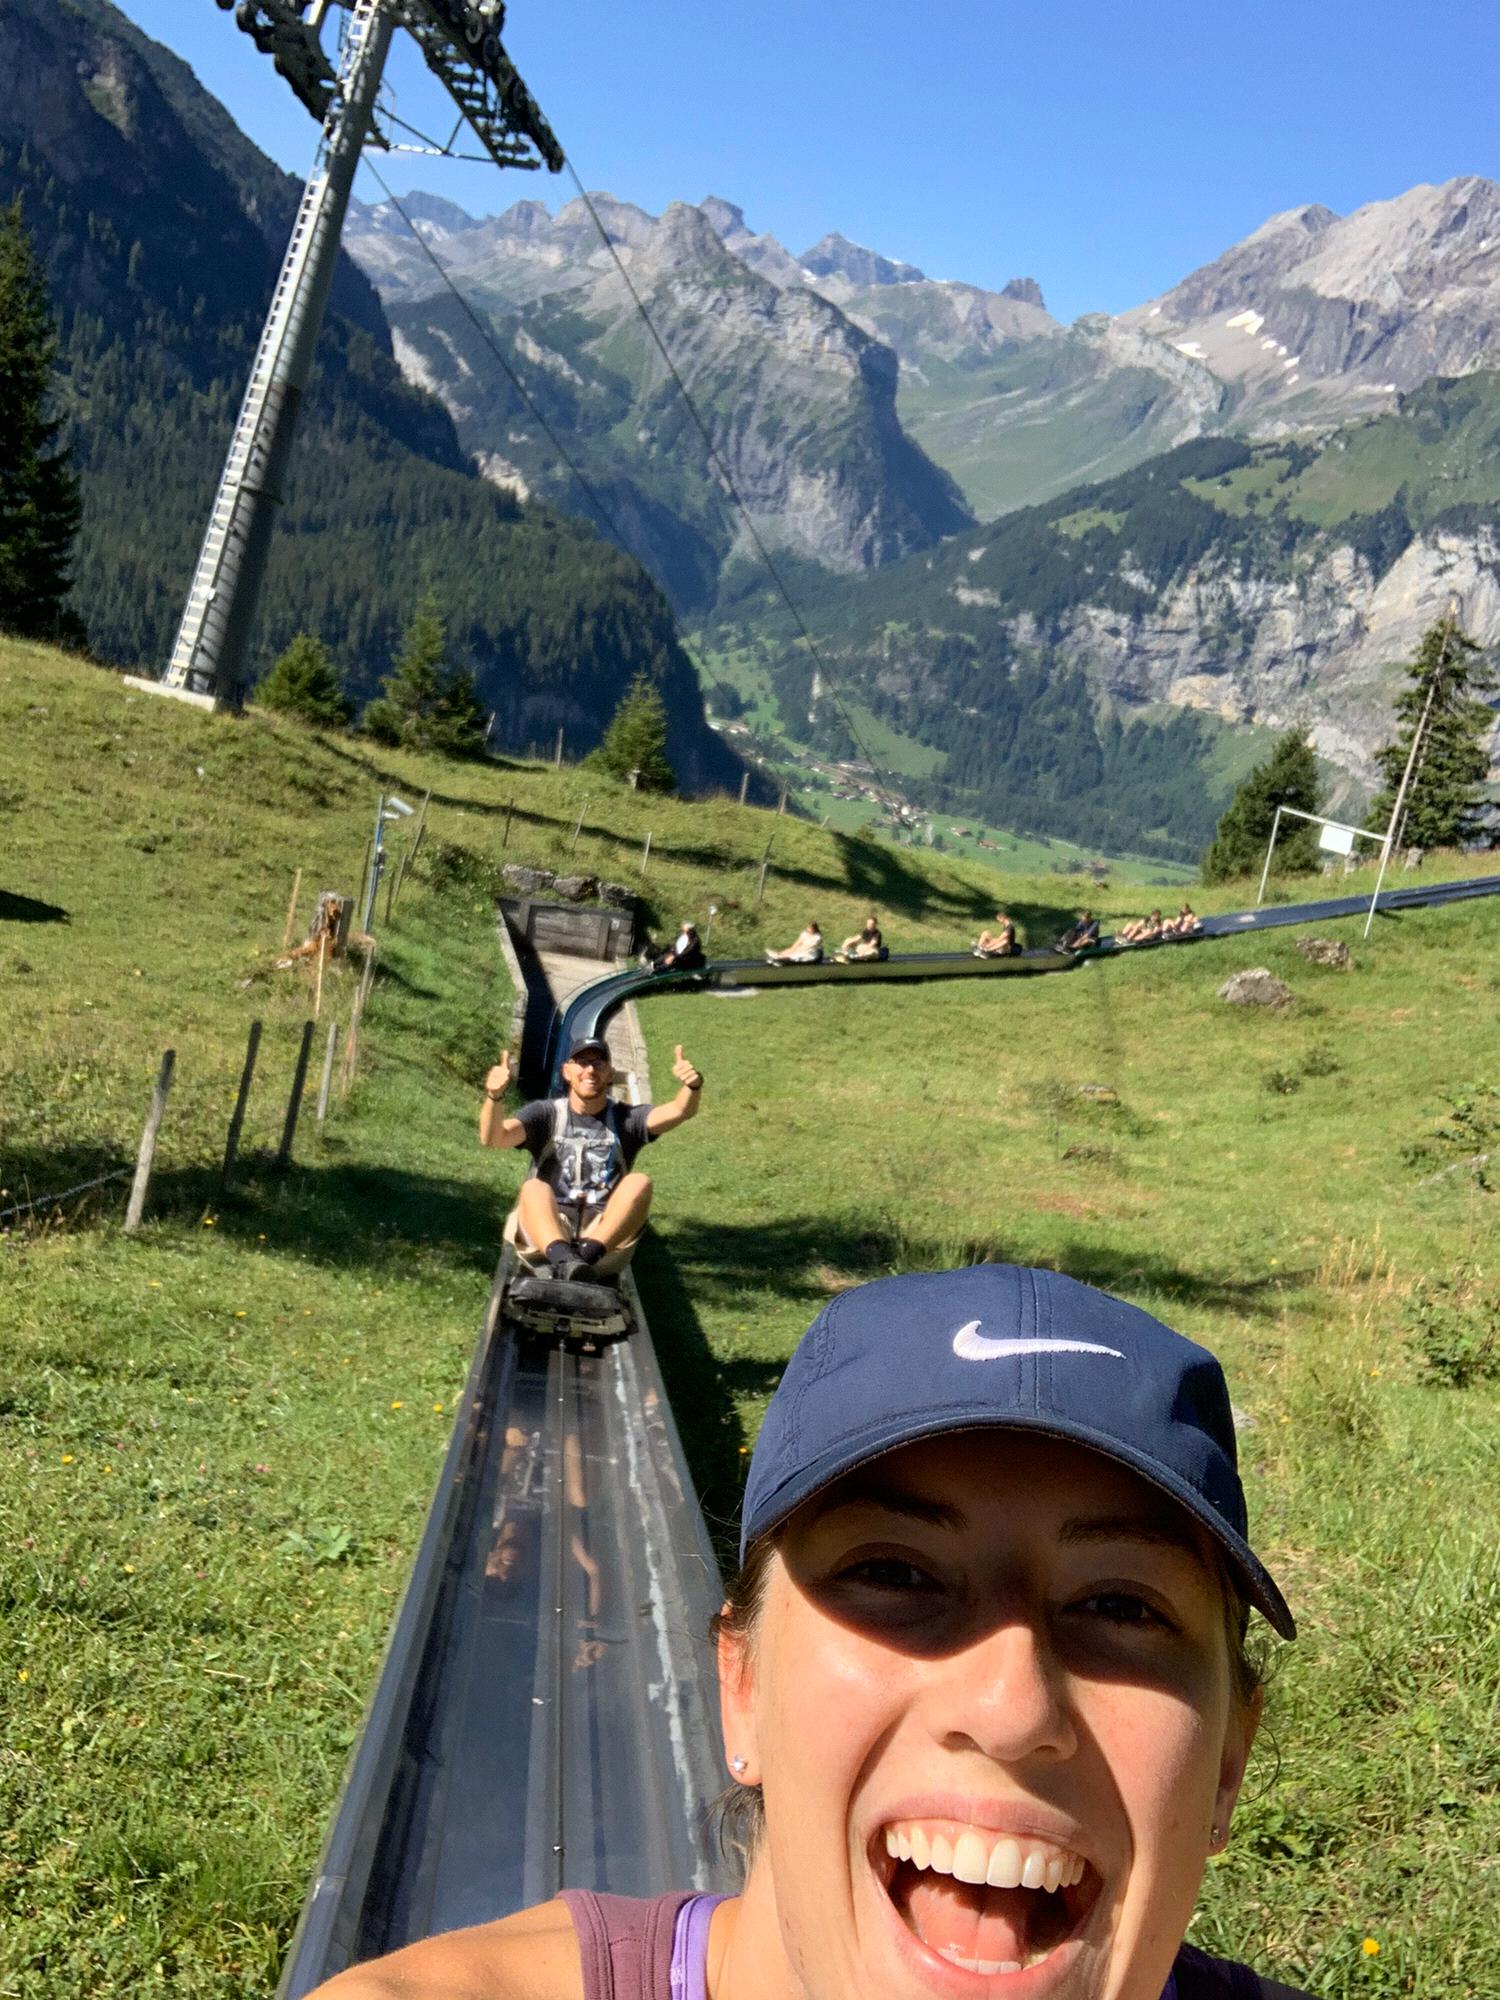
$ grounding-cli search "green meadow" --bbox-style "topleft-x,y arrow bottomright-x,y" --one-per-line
2,642 -> 1496,1995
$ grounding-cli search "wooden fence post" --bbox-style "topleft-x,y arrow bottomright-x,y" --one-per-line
281,867 -> 303,950
390,848 -> 410,912
569,796 -> 588,852
382,856 -> 399,927
315,1021 -> 339,1126
553,726 -> 564,767
777,784 -> 788,815
755,837 -> 773,906
501,797 -> 514,849
123,1050 -> 175,1233
314,934 -> 328,1019
338,945 -> 378,1099
408,788 -> 432,866
738,770 -> 749,806
222,1021 -> 262,1184
275,1022 -> 316,1171
640,830 -> 651,875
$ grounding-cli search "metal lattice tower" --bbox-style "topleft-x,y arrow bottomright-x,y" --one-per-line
148,1 -> 561,711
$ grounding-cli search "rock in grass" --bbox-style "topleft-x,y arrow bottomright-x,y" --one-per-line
1296,936 -> 1352,970
598,881 -> 636,908
1218,967 -> 1293,1007
1076,1084 -> 1119,1104
549,873 -> 600,902
501,863 -> 554,895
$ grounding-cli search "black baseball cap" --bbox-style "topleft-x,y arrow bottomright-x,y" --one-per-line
565,1035 -> 612,1064
740,1263 -> 1294,1639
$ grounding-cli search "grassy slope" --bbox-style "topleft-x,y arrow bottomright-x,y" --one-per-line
636,903 -> 1500,2000
2,642 -> 1497,1994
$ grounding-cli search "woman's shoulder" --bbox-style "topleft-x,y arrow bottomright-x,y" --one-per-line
307,1897 -> 581,2000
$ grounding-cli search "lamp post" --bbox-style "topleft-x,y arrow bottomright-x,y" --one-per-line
363,791 -> 413,933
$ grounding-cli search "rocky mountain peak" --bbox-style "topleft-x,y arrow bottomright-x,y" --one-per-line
801,231 -> 925,288
494,198 -> 554,238
636,199 -> 738,277
699,196 -> 748,238
1000,276 -> 1046,309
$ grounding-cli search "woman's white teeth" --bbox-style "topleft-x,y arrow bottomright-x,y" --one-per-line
883,1823 -> 1085,1891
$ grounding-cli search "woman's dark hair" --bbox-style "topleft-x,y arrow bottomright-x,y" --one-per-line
709,1518 -> 1268,1855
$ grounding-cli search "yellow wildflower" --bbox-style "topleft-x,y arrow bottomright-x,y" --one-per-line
60,1454 -> 74,1464
390,1401 -> 404,1410
1362,1939 -> 1380,1957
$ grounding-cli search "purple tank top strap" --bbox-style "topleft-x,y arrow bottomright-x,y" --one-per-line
560,1889 -> 696,2000
668,1893 -> 729,2000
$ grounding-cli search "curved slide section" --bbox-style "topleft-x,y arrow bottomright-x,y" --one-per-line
553,871 -> 1500,1058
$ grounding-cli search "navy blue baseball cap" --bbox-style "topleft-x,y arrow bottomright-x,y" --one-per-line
740,1263 -> 1295,1639
565,1035 -> 612,1063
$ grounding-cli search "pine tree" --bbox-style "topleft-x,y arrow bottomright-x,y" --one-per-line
1369,619 -> 1496,851
362,591 -> 489,758
588,671 -> 677,792
1201,728 -> 1322,884
0,199 -> 83,644
256,633 -> 353,728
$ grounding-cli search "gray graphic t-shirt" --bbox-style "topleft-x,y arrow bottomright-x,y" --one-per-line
517,1096 -> 654,1210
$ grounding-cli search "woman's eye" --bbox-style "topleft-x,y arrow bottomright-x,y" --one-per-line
1079,1590 -> 1174,1630
840,1556 -> 939,1593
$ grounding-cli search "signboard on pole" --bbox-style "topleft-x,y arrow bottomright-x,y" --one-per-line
1318,822 -> 1356,856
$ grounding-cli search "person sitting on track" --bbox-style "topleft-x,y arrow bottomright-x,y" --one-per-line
1055,908 -> 1101,953
1118,909 -> 1164,945
1164,902 -> 1202,938
973,910 -> 1017,957
834,913 -> 885,963
311,1262 -> 1307,2000
647,920 -> 706,974
478,1036 -> 702,1283
765,919 -> 824,965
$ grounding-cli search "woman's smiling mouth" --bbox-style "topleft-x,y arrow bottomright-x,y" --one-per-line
874,1819 -> 1100,1981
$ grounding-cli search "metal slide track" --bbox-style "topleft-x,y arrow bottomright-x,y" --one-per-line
276,1256 -> 730,1997
550,871 -> 1500,1059
278,865 -> 1497,1993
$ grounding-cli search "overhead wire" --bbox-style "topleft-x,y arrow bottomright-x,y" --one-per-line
359,157 -> 780,798
559,164 -> 903,820
360,159 -> 642,556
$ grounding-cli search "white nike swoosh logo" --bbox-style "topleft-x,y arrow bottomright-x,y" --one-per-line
952,1321 -> 1125,1362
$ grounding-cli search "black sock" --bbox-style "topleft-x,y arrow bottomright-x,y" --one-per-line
545,1239 -> 575,1271
575,1238 -> 605,1266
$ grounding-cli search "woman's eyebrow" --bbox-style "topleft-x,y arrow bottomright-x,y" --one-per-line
812,1480 -> 967,1531
1058,1512 -> 1202,1557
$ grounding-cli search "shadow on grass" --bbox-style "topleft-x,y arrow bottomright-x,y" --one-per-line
640,1212 -> 1301,1560
0,888 -> 69,923
3,1147 -> 503,1278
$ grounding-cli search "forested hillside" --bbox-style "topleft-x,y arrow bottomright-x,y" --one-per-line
712,381 -> 1500,852
0,0 -> 744,789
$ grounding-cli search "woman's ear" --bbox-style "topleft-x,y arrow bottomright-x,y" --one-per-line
718,1609 -> 760,1784
1212,1682 -> 1263,1846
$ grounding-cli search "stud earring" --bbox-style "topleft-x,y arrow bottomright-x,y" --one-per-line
730,1755 -> 748,1776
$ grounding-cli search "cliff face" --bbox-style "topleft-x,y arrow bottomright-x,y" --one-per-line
1001,527 -> 1500,797
1122,179 -> 1500,432
364,195 -> 972,610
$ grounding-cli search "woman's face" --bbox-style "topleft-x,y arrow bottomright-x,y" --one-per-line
720,1432 -> 1258,2000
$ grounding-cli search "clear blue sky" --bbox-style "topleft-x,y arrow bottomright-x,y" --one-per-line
115,1 -> 1500,321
